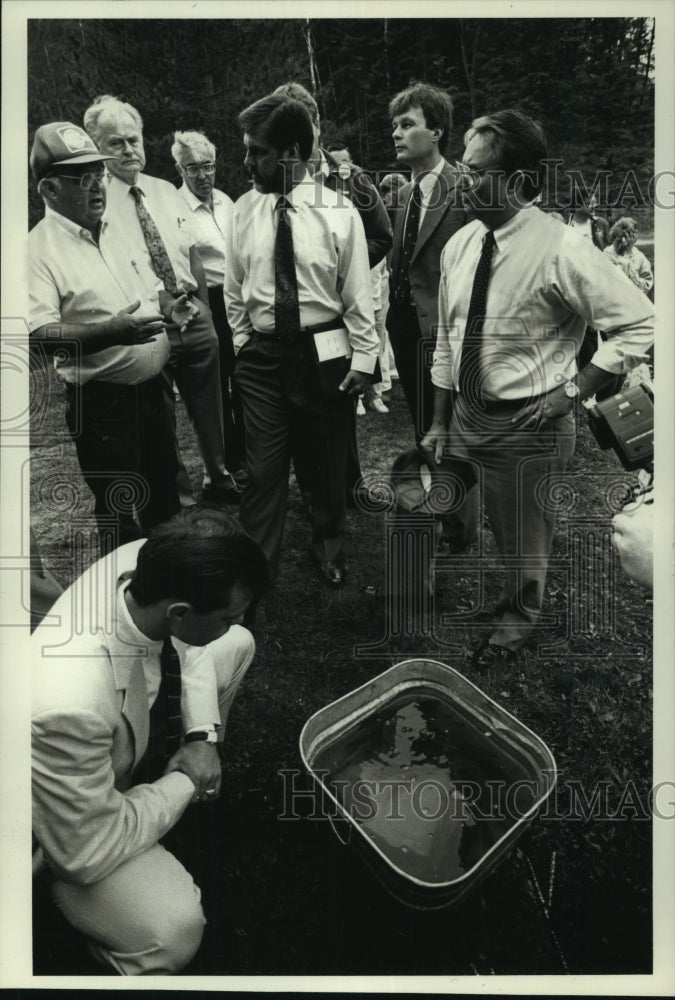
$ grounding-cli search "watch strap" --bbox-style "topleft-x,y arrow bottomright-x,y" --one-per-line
185,727 -> 224,744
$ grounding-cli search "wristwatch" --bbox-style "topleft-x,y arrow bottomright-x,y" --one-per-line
185,729 -> 222,745
563,380 -> 580,398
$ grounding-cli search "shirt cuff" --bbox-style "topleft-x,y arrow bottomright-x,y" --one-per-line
591,343 -> 650,375
233,331 -> 252,354
351,351 -> 377,374
430,366 -> 455,391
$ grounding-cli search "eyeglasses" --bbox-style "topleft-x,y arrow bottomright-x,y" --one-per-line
184,162 -> 216,177
49,171 -> 106,190
453,161 -> 499,185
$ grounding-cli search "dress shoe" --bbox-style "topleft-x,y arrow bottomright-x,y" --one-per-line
368,397 -> 389,413
232,467 -> 248,487
471,641 -> 518,671
318,557 -> 346,586
201,476 -> 243,506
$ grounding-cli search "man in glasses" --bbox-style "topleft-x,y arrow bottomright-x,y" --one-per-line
83,96 -> 241,508
422,109 -> 654,668
172,130 -> 245,485
28,121 -> 181,548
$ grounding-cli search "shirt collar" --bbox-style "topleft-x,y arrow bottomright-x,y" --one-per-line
107,172 -> 145,197
478,203 -> 538,252
279,170 -> 315,210
112,574 -> 163,657
44,205 -> 107,243
180,181 -> 224,212
415,158 -> 445,196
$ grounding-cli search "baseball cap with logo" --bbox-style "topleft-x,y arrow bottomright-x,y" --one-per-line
30,122 -> 114,182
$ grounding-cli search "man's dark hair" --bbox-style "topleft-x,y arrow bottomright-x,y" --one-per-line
271,82 -> 319,127
239,94 -> 315,162
464,109 -> 548,201
327,142 -> 349,153
128,508 -> 268,612
388,82 -> 454,154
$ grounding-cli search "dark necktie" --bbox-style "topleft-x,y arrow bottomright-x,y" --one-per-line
129,186 -> 179,295
274,196 -> 301,341
147,636 -> 183,760
458,230 -> 496,406
395,181 -> 422,305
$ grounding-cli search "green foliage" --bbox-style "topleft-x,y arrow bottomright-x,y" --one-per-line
28,17 -> 654,228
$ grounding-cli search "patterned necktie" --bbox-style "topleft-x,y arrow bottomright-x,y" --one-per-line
274,196 -> 301,341
395,181 -> 422,305
129,186 -> 179,295
458,230 -> 496,406
157,636 -> 183,759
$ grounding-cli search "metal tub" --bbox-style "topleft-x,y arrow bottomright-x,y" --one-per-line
299,658 -> 557,910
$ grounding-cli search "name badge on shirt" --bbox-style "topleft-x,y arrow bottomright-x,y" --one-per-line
313,326 -> 352,362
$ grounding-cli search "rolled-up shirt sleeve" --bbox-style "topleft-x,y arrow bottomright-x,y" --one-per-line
551,235 -> 654,374
431,240 -> 459,390
223,205 -> 253,352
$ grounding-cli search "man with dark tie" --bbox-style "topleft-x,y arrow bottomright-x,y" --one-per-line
225,94 -> 379,585
83,96 -> 241,506
387,81 -> 477,553
387,82 -> 465,441
31,508 -> 268,974
271,81 -> 392,505
422,110 -> 654,668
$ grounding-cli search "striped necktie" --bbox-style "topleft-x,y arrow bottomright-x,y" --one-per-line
130,185 -> 179,295
274,196 -> 301,341
458,230 -> 496,407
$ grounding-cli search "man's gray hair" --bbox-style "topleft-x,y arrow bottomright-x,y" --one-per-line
84,95 -> 144,144
171,130 -> 216,165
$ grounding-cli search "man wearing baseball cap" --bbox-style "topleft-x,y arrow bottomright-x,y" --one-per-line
29,121 -> 182,549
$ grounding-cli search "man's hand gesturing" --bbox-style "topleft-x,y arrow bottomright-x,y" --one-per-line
110,300 -> 165,344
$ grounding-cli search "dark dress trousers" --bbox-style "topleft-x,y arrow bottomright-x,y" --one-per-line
387,160 -> 478,550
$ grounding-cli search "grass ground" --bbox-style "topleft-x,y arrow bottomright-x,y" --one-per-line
30,364 -> 653,978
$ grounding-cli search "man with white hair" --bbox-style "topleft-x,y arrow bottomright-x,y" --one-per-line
172,130 -> 245,480
83,96 -> 240,506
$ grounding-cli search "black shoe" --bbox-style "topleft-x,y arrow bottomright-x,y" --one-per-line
232,467 -> 248,487
317,556 -> 346,586
471,641 -> 518,671
201,476 -> 243,506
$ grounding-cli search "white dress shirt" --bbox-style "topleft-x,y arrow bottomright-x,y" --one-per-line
29,207 -> 170,385
431,205 -> 654,400
105,173 -> 197,296
224,173 -> 378,373
116,575 -> 221,733
178,183 -> 233,287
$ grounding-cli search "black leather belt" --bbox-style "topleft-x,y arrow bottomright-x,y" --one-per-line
252,318 -> 343,342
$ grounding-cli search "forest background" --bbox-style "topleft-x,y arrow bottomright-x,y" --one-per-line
27,16 -> 655,230
22,12 -> 665,982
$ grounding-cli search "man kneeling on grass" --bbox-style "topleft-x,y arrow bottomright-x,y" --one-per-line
31,508 -> 268,975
